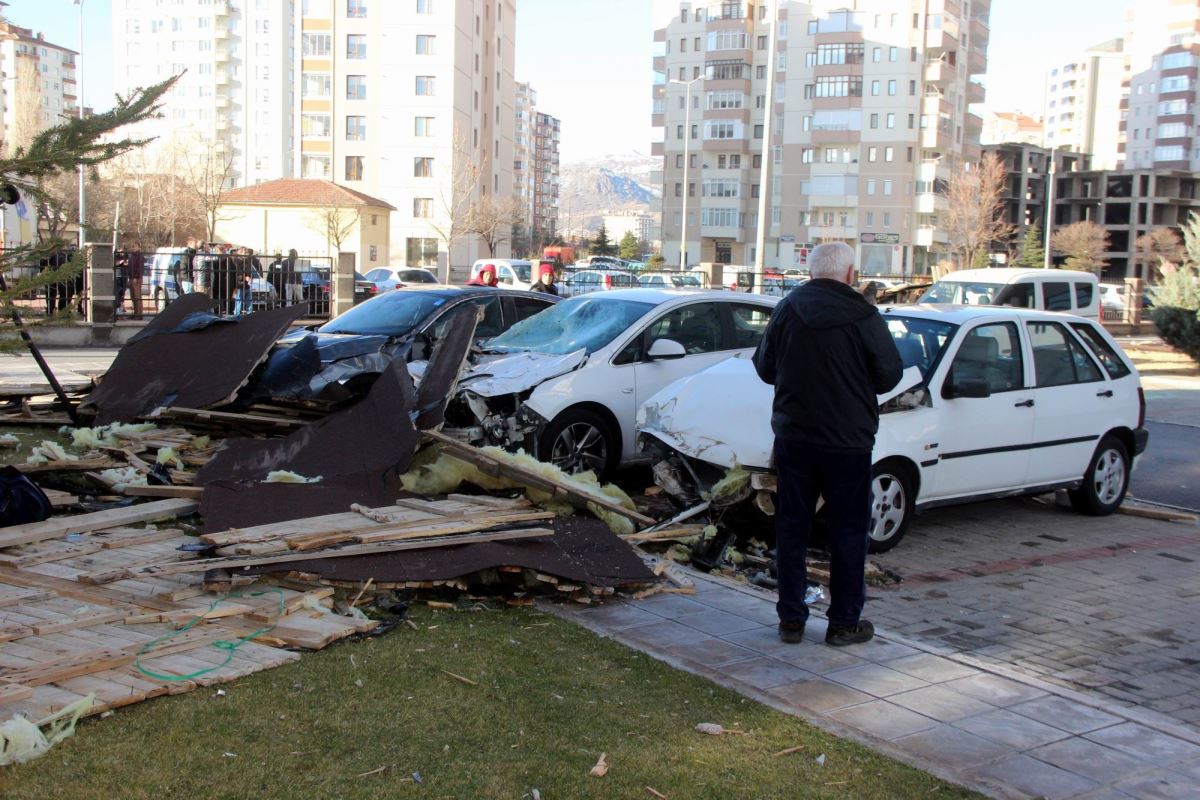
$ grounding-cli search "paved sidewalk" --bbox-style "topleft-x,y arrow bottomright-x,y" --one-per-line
548,570 -> 1200,799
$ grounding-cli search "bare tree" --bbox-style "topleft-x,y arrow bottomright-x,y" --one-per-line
428,128 -> 485,281
180,139 -> 236,242
307,205 -> 360,256
1051,221 -> 1110,273
466,194 -> 522,257
1134,227 -> 1184,279
940,152 -> 1014,270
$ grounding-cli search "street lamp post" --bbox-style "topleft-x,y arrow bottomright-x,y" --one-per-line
753,0 -> 778,284
1043,145 -> 1056,269
670,76 -> 704,268
75,0 -> 85,249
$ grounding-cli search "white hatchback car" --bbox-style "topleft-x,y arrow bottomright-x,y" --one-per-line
443,289 -> 779,478
637,305 -> 1149,552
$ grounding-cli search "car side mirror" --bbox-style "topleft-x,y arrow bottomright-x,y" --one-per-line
943,377 -> 991,399
646,338 -> 686,361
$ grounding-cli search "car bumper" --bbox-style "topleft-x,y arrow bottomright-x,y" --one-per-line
1133,427 -> 1149,456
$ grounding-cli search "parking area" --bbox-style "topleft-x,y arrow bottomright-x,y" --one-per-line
869,497 -> 1200,727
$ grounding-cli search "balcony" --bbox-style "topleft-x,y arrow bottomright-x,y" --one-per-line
966,79 -> 985,104
970,16 -> 989,47
967,46 -> 986,75
917,193 -> 949,214
922,93 -> 952,116
925,59 -> 953,85
651,141 -> 664,156
920,126 -> 952,149
916,226 -> 949,247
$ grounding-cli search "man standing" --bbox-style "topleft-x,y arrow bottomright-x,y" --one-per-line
127,243 -> 145,319
284,249 -> 303,306
752,242 -> 903,646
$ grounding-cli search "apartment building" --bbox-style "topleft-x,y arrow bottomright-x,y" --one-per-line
1043,39 -> 1124,169
985,141 -> 1089,253
531,110 -> 561,244
604,212 -> 655,245
980,111 -> 1042,147
111,0 -> 296,188
296,0 -> 515,279
514,81 -> 536,245
652,0 -> 989,276
0,19 -> 77,153
1121,0 -> 1200,170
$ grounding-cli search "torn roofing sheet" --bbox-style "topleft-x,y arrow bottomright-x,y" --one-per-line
240,515 -> 657,587
199,470 -> 403,534
125,293 -> 218,344
195,356 -> 420,485
82,298 -> 307,425
415,303 -> 480,430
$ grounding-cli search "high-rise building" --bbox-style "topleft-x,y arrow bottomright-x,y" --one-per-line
532,110 -> 561,244
111,0 -> 296,188
652,0 -> 990,276
514,81 -> 536,245
294,0 -> 515,278
1121,0 -> 1200,170
0,17 -> 78,154
1043,39 -> 1124,169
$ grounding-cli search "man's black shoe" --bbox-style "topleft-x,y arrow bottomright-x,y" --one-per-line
825,620 -> 874,647
778,622 -> 806,644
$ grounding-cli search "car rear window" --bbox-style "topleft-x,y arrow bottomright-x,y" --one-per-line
1074,282 -> 1094,308
1070,323 -> 1131,379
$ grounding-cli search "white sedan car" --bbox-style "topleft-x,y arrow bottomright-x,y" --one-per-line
363,266 -> 440,291
443,289 -> 779,478
637,305 -> 1149,552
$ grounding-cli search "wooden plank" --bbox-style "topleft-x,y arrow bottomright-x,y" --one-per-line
139,527 -> 555,575
43,489 -> 79,508
0,541 -> 104,568
150,405 -> 307,430
0,681 -> 34,704
425,430 -> 656,527
123,485 -> 206,500
97,528 -> 185,549
0,586 -> 55,608
0,499 -> 198,549
289,509 -> 554,550
30,609 -> 129,636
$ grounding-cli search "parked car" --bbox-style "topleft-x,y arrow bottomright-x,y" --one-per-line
919,268 -> 1101,319
469,259 -> 534,290
565,269 -> 637,295
638,271 -> 705,289
354,272 -> 378,305
148,248 -> 277,312
363,266 -> 439,291
442,289 -> 779,479
247,287 -> 559,405
638,305 -> 1148,553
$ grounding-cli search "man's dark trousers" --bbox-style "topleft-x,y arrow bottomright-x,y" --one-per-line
774,438 -> 872,628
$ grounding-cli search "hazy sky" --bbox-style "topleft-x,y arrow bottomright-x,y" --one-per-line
13,0 -> 1132,163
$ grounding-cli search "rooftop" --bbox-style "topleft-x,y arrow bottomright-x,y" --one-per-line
220,179 -> 397,210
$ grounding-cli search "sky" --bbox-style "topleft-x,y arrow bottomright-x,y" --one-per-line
10,0 -> 1132,164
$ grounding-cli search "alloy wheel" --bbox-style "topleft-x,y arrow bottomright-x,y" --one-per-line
869,473 -> 907,543
549,422 -> 608,476
1092,448 -> 1126,506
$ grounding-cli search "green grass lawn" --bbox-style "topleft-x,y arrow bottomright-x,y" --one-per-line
1,606 -> 977,800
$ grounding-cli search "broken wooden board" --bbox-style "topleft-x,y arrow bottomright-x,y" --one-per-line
124,485 -> 206,500
148,406 -> 307,432
197,470 -> 403,534
0,499 -> 198,549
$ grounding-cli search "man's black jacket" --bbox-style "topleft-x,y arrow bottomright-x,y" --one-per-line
752,279 -> 904,453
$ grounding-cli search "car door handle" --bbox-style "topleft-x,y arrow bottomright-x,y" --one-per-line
621,388 -> 633,394
1014,399 -> 1034,408
1096,390 -> 1113,398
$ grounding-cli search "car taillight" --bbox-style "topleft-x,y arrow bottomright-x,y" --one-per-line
604,273 -> 612,289
395,282 -> 405,290
367,285 -> 377,294
1137,386 -> 1146,429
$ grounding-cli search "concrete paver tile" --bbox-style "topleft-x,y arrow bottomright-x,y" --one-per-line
851,638 -> 921,661
1029,737 -> 1154,785
673,609 -> 767,636
773,644 -> 870,674
569,601 -> 661,630
662,636 -> 759,668
892,724 -> 1015,768
824,663 -> 930,698
952,708 -> 1070,750
769,677 -> 874,714
884,653 -> 981,684
1113,772 -> 1200,800
618,620 -> 711,649
1084,722 -> 1200,764
721,656 -> 818,691
829,699 -> 940,740
942,673 -> 1048,707
974,754 -> 1099,799
889,685 -> 998,722
632,594 -> 714,619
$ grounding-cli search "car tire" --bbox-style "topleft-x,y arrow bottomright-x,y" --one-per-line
538,407 -> 619,481
1068,434 -> 1129,516
868,460 -> 915,554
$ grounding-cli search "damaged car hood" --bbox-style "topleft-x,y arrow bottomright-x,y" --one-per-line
638,356 -> 923,470
457,349 -> 587,398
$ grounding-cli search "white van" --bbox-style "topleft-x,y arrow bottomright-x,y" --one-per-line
918,268 -> 1100,319
469,259 -> 534,289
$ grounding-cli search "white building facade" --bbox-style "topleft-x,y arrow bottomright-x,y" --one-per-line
0,21 -> 78,154
1043,39 -> 1124,170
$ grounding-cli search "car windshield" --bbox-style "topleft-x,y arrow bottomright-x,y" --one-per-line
486,297 -> 654,355
511,263 -> 532,282
883,314 -> 957,379
318,291 -> 448,336
918,281 -> 1006,305
401,270 -> 437,283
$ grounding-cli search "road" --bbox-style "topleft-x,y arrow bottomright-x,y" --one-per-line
1130,378 -> 1200,511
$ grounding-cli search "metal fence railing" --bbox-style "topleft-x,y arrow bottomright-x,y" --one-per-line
4,251 -> 88,320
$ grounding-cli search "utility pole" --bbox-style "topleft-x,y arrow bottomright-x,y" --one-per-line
75,0 -> 85,248
1043,146 -> 1056,268
670,75 -> 705,268
753,0 -> 778,289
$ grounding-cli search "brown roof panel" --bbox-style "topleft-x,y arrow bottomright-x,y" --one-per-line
220,179 -> 397,210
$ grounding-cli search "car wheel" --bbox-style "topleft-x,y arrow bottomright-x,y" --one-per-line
154,287 -> 167,312
538,408 -> 618,480
1068,434 -> 1129,516
868,460 -> 915,554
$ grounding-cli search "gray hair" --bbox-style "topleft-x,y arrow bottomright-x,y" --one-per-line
808,242 -> 856,280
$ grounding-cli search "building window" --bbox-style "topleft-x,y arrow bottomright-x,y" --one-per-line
348,0 -> 367,17
301,154 -> 331,179
866,179 -> 876,194
369,245 -> 379,262
347,34 -> 367,59
870,113 -> 879,129
871,80 -> 880,96
301,113 -> 331,139
883,180 -> 893,195
415,116 -> 435,136
302,33 -> 331,57
347,75 -> 366,99
885,147 -> 894,162
416,35 -> 436,55
414,157 -> 433,177
868,147 -> 878,162
302,73 -> 332,97
346,116 -> 367,141
416,0 -> 433,12
887,79 -> 897,95
413,197 -> 433,218
887,113 -> 895,128
416,75 -> 435,95
406,238 -> 438,268
889,46 -> 897,61
345,156 -> 364,181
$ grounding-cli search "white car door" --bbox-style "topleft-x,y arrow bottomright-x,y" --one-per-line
1022,320 -> 1112,485
924,320 -> 1035,500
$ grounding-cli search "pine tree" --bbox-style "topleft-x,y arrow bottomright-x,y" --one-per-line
0,75 -> 180,333
618,231 -> 640,261
591,223 -> 614,257
1018,223 -> 1046,268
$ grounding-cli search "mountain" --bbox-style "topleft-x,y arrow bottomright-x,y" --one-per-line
558,154 -> 661,231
